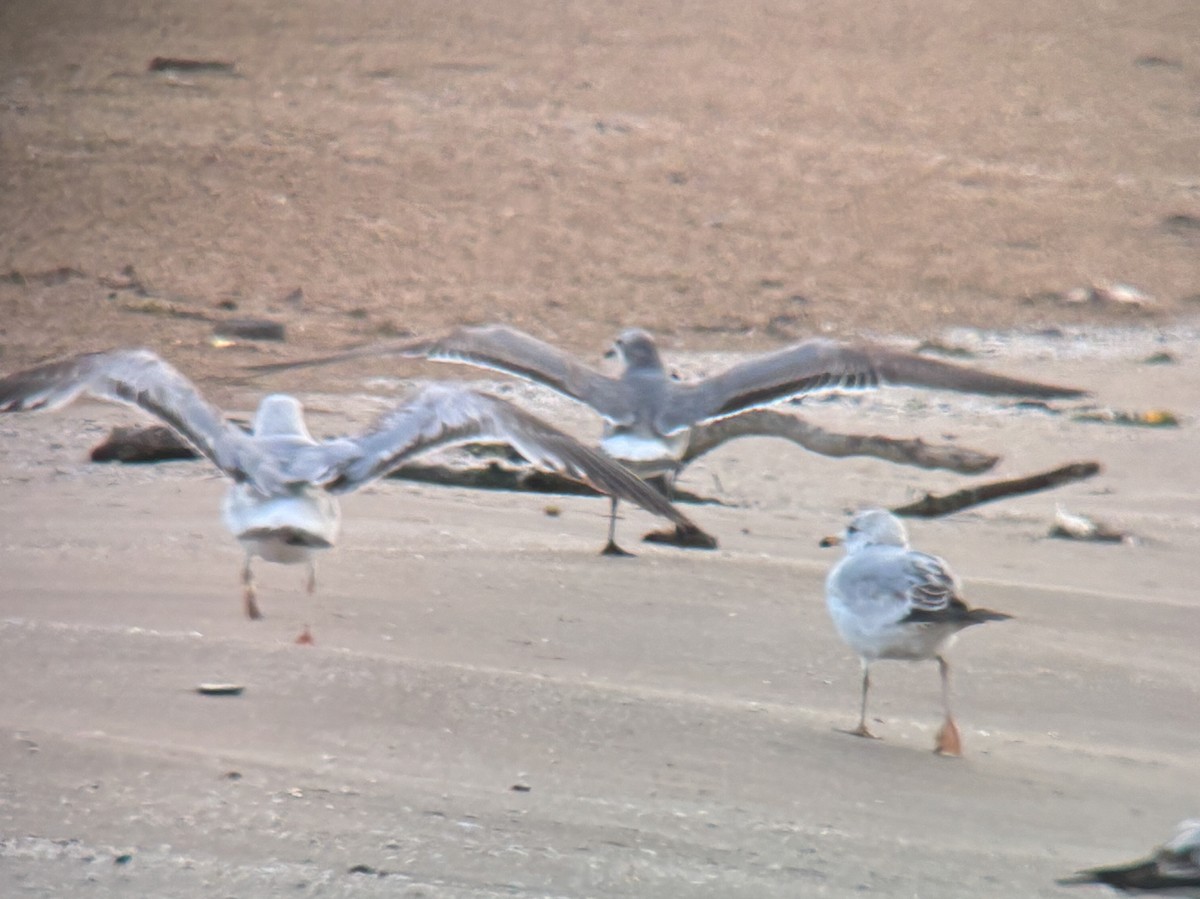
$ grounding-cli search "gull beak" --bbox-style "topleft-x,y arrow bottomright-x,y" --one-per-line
603,347 -> 617,360
818,534 -> 843,548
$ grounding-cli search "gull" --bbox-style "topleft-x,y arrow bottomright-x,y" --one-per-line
819,508 -> 1012,756
0,348 -> 699,639
250,324 -> 1087,553
1059,819 -> 1200,896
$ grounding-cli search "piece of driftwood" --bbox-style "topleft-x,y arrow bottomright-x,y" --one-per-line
683,408 -> 1000,474
91,425 -> 200,463
389,461 -> 600,496
1049,506 -> 1130,543
148,57 -> 236,74
642,524 -> 720,550
891,462 -> 1101,518
86,425 -> 718,502
214,318 -> 287,342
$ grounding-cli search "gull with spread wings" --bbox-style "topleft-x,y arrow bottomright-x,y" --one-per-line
0,349 -> 700,640
251,324 -> 1087,553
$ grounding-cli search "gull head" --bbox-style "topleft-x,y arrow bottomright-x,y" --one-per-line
253,394 -> 313,440
604,328 -> 663,372
820,508 -> 909,552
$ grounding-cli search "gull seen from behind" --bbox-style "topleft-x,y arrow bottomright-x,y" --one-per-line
820,508 -> 1012,756
0,349 -> 700,639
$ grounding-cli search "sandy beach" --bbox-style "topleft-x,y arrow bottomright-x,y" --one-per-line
2,333 -> 1198,897
2,1 -> 1199,896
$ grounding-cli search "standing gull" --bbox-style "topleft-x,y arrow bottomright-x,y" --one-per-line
820,508 -> 1011,756
250,324 -> 1087,553
0,348 -> 699,638
1059,819 -> 1200,896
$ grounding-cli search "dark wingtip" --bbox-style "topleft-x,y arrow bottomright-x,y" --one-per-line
243,338 -> 430,376
971,608 -> 1014,623
241,358 -> 313,375
877,349 -> 1092,400
1055,874 -> 1094,887
1040,385 -> 1090,400
970,379 -> 1090,400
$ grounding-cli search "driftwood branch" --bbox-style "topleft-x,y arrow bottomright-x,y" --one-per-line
88,425 -> 720,502
683,409 -> 1000,474
387,461 -> 602,496
91,425 -> 201,463
892,462 -> 1102,518
642,524 -> 720,550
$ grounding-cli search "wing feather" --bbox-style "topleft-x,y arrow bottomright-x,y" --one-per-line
0,349 -> 259,480
250,325 -> 637,424
322,384 -> 693,528
661,339 -> 1087,432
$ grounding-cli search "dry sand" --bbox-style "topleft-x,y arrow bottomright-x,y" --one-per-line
1,0 -> 1199,380
1,1 -> 1199,896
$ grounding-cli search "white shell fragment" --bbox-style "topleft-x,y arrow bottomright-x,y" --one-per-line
1049,505 -> 1130,543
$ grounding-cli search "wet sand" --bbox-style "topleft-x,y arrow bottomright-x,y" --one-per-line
1,333 -> 1197,897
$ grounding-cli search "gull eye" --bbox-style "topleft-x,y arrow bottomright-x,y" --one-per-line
847,525 -> 859,535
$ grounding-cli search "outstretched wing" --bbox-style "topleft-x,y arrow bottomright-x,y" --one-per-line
0,348 -> 259,481
661,339 -> 1088,433
317,383 -> 694,528
250,325 -> 637,424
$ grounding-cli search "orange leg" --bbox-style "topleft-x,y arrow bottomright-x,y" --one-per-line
934,656 -> 962,756
294,561 -> 317,645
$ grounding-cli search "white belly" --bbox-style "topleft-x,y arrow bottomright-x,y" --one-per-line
601,430 -> 689,478
827,600 -> 958,662
222,484 -> 341,565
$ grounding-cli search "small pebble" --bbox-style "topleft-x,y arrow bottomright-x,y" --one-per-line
196,683 -> 245,696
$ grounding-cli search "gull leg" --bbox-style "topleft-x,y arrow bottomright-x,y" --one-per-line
601,496 -> 634,557
242,556 -> 262,621
295,560 -> 316,646
845,659 -> 879,739
934,655 -> 962,756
